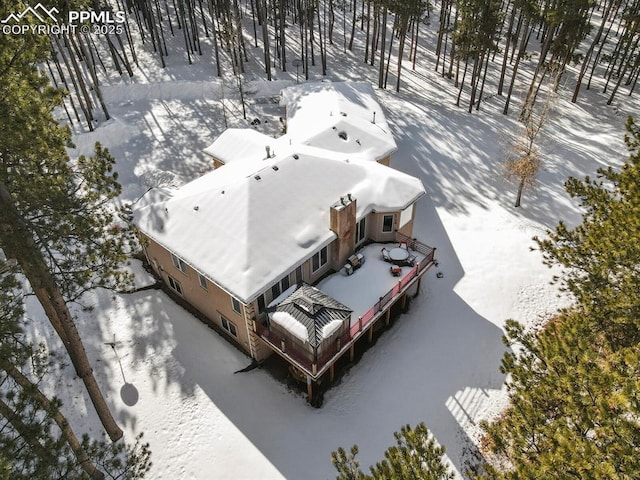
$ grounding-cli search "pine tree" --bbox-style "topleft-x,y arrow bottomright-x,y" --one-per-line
332,423 -> 454,480
0,268 -> 151,478
535,117 -> 640,348
479,118 -> 640,479
1,4 -> 135,441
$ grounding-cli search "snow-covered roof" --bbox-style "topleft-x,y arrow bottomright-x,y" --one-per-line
133,144 -> 425,304
280,82 -> 397,161
202,128 -> 276,164
269,284 -> 351,346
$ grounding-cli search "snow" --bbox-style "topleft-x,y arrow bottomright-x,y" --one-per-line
318,243 -> 429,321
202,128 -> 276,164
320,319 -> 344,340
132,144 -> 424,304
281,82 -> 397,161
25,3 -> 639,480
270,311 -> 310,343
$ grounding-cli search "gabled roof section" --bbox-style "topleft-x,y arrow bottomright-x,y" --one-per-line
132,145 -> 425,304
202,128 -> 276,165
270,284 -> 351,347
280,82 -> 397,161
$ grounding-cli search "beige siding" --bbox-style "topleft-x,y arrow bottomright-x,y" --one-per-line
377,155 -> 391,166
142,236 -> 253,355
369,212 -> 399,242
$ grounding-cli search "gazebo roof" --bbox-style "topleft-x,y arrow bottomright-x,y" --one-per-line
269,284 -> 352,347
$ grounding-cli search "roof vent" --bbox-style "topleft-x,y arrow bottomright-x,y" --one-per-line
293,154 -> 299,159
356,139 -> 361,145
340,112 -> 347,117
332,126 -> 337,130
272,165 -> 279,171
221,190 -> 225,194
254,175 -> 261,181
193,205 -> 199,211
338,131 -> 348,141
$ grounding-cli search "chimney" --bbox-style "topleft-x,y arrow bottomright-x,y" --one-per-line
329,195 -> 357,269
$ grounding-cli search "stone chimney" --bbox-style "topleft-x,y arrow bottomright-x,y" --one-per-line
329,195 -> 356,269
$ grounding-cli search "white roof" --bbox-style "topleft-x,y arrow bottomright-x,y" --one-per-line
133,145 -> 425,304
280,82 -> 397,161
202,128 -> 277,164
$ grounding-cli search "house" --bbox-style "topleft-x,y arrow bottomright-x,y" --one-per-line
133,82 -> 436,401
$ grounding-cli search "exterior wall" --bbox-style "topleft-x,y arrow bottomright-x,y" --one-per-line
212,158 -> 224,170
251,242 -> 334,317
397,204 -> 417,238
377,155 -> 391,166
369,212 -> 400,243
368,204 -> 417,243
142,236 -> 253,355
329,197 -> 356,270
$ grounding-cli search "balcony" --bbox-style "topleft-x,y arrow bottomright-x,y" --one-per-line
254,236 -> 436,381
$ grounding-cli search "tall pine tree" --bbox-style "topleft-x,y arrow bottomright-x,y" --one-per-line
332,423 -> 454,480
0,3 -> 135,441
479,117 -> 640,479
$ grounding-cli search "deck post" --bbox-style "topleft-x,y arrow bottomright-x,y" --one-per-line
329,364 -> 335,383
401,293 -> 407,310
358,316 -> 363,332
367,326 -> 373,343
384,309 -> 391,326
417,275 -> 422,293
349,344 -> 355,362
306,376 -> 313,401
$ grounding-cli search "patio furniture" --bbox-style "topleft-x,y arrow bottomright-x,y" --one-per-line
389,247 -> 409,263
343,263 -> 354,276
390,265 -> 402,277
381,247 -> 391,262
347,253 -> 365,271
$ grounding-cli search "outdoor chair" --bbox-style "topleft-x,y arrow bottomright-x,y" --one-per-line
381,247 -> 391,262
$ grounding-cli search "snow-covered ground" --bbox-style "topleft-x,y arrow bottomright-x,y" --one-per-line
28,6 -> 640,479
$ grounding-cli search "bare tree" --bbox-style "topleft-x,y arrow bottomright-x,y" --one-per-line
504,88 -> 553,207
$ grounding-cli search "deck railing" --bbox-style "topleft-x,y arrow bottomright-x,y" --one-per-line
255,250 -> 435,378
396,231 -> 436,267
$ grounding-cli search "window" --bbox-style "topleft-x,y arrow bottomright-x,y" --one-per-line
220,315 -> 238,337
171,253 -> 187,273
271,282 -> 281,299
231,297 -> 241,314
355,217 -> 366,243
281,275 -> 290,292
257,294 -> 266,314
167,276 -> 182,295
295,266 -> 303,284
312,245 -> 328,272
382,214 -> 394,232
198,273 -> 208,290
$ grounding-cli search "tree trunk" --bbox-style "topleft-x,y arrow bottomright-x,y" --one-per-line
5,365 -> 106,479
515,177 -> 524,207
0,397 -> 59,465
378,4 -> 387,88
0,182 -> 123,442
348,0 -> 357,50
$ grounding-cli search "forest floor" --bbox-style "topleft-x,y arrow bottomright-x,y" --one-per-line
25,3 -> 640,479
